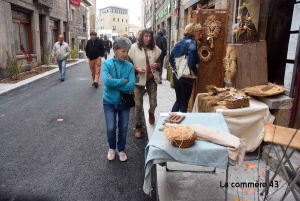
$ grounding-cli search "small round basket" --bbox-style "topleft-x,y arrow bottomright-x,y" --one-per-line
164,125 -> 197,148
170,132 -> 197,148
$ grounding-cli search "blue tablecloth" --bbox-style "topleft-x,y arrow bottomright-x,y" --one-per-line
143,113 -> 230,194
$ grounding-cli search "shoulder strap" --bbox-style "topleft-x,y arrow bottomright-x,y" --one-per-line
113,61 -> 118,78
184,41 -> 192,57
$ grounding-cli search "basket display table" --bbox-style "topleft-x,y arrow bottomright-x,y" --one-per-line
192,93 -> 274,152
143,113 -> 231,201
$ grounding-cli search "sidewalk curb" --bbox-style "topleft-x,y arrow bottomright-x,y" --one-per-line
0,59 -> 86,96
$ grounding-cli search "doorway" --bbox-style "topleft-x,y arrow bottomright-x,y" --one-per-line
264,0 -> 295,84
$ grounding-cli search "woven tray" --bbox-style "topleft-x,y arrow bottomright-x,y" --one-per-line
170,132 -> 197,148
243,84 -> 285,97
226,98 -> 249,109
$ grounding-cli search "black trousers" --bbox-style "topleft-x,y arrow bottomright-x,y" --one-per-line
171,73 -> 193,113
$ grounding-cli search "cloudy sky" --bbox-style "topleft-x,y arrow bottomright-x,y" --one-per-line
96,0 -> 142,26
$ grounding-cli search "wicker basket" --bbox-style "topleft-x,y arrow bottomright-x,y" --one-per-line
170,132 -> 197,148
226,98 -> 250,109
164,125 -> 197,148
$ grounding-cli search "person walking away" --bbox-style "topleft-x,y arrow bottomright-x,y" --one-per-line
108,40 -> 112,55
52,35 -> 70,81
155,28 -> 167,83
85,31 -> 105,88
102,37 -> 135,161
169,23 -> 202,112
127,29 -> 162,139
102,35 -> 109,60
131,30 -> 141,44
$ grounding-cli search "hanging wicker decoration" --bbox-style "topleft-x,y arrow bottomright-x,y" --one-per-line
203,15 -> 222,48
198,46 -> 213,63
223,46 -> 237,83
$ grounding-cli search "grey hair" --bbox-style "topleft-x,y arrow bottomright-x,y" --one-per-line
113,37 -> 132,50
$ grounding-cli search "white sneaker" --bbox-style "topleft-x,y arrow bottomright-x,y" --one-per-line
118,151 -> 127,162
107,149 -> 115,161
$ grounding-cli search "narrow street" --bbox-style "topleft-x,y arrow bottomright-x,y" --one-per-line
0,60 -> 151,201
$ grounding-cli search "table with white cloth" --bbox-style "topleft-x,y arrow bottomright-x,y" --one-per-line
192,94 -> 274,152
143,113 -> 232,201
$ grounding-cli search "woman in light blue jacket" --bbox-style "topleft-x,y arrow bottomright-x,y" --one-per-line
102,37 -> 135,162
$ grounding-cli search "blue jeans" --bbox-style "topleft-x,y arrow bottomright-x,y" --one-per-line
103,99 -> 131,152
57,59 -> 67,79
104,51 -> 108,60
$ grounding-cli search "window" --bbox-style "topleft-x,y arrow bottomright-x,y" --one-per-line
118,18 -> 119,22
113,25 -> 116,31
71,9 -> 75,21
125,27 -> 127,31
126,19 -> 127,23
12,20 -> 32,54
113,18 -> 115,21
82,15 -> 86,32
122,19 -> 123,22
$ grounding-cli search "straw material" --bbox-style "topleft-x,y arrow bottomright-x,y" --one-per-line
164,125 -> 196,148
223,46 -> 237,83
242,83 -> 284,97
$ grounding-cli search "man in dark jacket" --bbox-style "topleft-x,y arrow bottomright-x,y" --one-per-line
102,35 -> 109,60
155,28 -> 167,83
85,31 -> 104,88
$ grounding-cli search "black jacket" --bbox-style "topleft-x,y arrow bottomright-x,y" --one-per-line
85,38 -> 104,60
155,32 -> 167,59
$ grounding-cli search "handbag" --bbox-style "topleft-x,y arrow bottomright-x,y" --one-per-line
174,41 -> 197,84
113,62 -> 135,109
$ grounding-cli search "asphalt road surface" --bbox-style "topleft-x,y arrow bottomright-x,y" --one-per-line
0,60 -> 151,201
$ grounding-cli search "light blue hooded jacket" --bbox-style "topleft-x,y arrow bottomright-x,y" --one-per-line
102,57 -> 135,105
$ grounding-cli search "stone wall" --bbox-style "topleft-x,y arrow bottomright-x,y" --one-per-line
50,0 -> 67,21
69,4 -> 88,37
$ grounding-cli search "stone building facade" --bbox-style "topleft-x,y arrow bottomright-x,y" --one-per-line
99,5 -> 129,35
69,0 -> 93,53
0,0 -> 94,80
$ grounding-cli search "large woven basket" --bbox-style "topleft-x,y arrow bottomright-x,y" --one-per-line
170,132 -> 197,148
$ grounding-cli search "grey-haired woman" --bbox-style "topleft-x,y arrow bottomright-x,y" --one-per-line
102,37 -> 135,162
